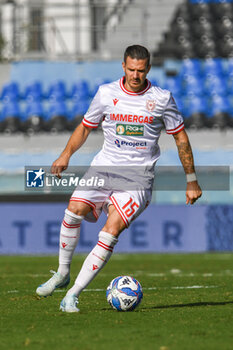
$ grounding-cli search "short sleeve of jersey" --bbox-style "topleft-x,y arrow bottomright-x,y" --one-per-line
162,93 -> 184,134
82,88 -> 104,129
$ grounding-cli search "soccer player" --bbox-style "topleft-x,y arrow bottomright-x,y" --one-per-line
36,45 -> 202,312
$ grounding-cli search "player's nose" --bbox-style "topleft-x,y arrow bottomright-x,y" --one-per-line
133,71 -> 139,79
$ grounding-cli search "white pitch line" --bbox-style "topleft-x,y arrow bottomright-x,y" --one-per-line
54,285 -> 219,292
144,285 -> 218,291
2,271 -> 233,278
146,272 -> 233,277
171,285 -> 218,290
5,285 -> 219,295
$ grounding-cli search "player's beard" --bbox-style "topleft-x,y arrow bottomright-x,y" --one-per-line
127,77 -> 145,92
131,78 -> 141,86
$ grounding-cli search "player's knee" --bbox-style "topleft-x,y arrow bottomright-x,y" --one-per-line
67,201 -> 91,216
102,227 -> 119,237
102,224 -> 125,237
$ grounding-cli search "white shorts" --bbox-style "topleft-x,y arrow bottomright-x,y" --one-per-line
70,187 -> 151,227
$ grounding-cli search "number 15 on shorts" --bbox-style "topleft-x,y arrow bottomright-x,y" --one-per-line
122,197 -> 139,218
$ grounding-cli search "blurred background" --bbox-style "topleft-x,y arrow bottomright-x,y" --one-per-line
0,0 -> 233,254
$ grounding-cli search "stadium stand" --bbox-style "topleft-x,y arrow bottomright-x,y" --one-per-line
0,78 -> 94,134
1,0 -> 233,132
155,0 -> 233,59
152,0 -> 233,129
0,62 -> 232,132
161,58 -> 233,129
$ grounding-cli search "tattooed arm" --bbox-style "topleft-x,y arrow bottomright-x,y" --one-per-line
173,129 -> 202,205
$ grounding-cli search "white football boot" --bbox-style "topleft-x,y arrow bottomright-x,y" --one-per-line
60,295 -> 80,313
36,270 -> 70,297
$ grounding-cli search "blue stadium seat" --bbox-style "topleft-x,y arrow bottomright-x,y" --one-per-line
22,100 -> 46,133
163,76 -> 182,98
182,75 -> 204,96
204,75 -> 228,96
208,95 -> 231,128
225,58 -> 233,76
179,59 -> 202,78
186,96 -> 209,116
189,0 -> 211,3
1,101 -> 21,118
0,81 -> 20,102
71,100 -> 89,118
226,72 -> 233,93
202,58 -> 225,77
46,100 -> 69,132
47,100 -> 69,118
47,80 -> 67,100
184,96 -> 209,128
1,101 -> 22,133
174,96 -> 195,126
68,100 -> 90,131
209,95 -> 231,114
23,81 -> 44,101
70,80 -> 90,100
173,96 -> 185,114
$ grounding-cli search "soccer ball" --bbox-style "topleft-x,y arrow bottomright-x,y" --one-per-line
106,276 -> 143,311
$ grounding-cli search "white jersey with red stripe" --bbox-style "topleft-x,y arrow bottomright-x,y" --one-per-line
82,77 -> 184,171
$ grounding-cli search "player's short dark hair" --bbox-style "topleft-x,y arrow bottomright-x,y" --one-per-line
124,45 -> 150,66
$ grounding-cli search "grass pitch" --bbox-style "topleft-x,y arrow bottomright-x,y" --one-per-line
1,253 -> 233,350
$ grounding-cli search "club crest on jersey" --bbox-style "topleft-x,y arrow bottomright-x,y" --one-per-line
146,100 -> 156,112
113,98 -> 119,106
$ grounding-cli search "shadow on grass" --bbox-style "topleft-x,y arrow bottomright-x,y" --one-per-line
139,300 -> 233,311
101,300 -> 233,312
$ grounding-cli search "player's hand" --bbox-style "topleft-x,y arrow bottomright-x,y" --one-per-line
186,181 -> 202,205
51,154 -> 69,179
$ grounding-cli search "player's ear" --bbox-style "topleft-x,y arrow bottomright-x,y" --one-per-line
122,61 -> 126,73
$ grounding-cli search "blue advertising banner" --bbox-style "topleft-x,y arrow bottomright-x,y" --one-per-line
0,203 -> 214,254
